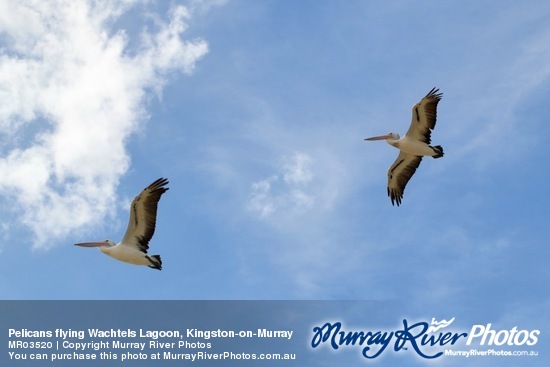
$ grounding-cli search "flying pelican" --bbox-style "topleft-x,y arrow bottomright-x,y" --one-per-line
74,178 -> 169,270
365,88 -> 443,206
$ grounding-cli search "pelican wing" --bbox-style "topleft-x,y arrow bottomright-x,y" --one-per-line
121,178 -> 169,253
387,152 -> 422,206
405,87 -> 442,144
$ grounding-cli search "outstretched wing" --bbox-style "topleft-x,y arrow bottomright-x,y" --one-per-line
387,152 -> 422,206
405,87 -> 442,144
121,178 -> 169,253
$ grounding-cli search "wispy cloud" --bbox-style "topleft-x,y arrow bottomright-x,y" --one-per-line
0,0 -> 208,248
187,0 -> 229,14
248,152 -> 316,219
443,5 -> 550,169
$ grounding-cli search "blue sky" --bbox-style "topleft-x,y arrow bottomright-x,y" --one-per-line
0,0 -> 549,360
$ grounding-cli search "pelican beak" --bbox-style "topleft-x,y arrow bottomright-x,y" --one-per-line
364,134 -> 391,141
74,242 -> 108,248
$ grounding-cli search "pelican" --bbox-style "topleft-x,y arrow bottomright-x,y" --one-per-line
365,88 -> 443,206
74,178 -> 169,270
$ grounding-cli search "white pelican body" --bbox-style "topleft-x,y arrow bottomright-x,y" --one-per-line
365,88 -> 444,206
94,239 -> 160,267
75,178 -> 169,270
384,133 -> 441,157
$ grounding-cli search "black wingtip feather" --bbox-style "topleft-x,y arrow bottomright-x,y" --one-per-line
147,178 -> 170,192
425,87 -> 443,100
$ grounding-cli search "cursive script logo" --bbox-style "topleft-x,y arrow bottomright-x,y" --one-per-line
311,319 -> 467,359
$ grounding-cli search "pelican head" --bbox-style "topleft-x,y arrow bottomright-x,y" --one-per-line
364,132 -> 400,142
74,240 -> 116,248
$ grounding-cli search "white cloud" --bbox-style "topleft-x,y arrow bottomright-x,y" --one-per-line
247,152 -> 317,219
248,177 -> 277,218
187,0 -> 229,14
0,0 -> 209,248
283,152 -> 312,185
